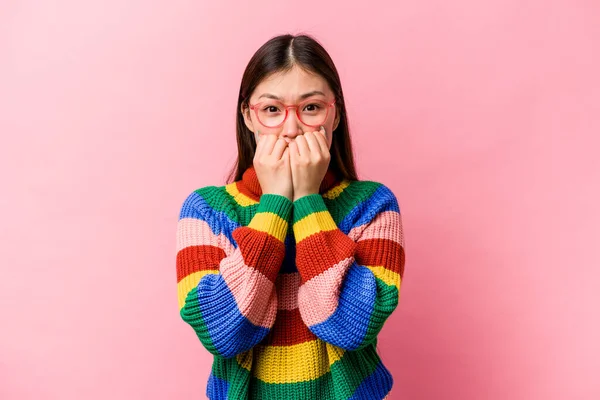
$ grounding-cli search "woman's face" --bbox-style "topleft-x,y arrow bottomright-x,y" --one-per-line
241,66 -> 340,149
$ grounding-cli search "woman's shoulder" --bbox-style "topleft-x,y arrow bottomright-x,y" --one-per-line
330,178 -> 402,235
178,183 -> 237,221
343,177 -> 400,206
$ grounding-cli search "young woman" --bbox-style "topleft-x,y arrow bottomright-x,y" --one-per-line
176,33 -> 405,400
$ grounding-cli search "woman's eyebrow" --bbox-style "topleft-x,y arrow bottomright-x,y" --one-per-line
258,90 -> 326,101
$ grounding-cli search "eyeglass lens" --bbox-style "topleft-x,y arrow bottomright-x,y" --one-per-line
256,100 -> 329,127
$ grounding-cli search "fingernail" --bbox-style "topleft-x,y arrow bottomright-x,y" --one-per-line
320,125 -> 326,137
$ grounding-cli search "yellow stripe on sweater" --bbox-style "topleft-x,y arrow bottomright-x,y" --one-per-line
293,211 -> 337,242
322,179 -> 350,200
225,182 -> 259,207
248,212 -> 289,243
366,265 -> 402,291
177,270 -> 219,310
235,348 -> 254,371
251,339 -> 346,383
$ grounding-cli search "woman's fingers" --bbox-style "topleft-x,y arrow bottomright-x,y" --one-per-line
254,132 -> 277,161
303,130 -> 327,156
270,137 -> 288,160
294,134 -> 310,158
288,140 -> 299,158
282,146 -> 290,164
314,126 -> 329,154
288,141 -> 298,164
256,127 -> 328,165
254,129 -> 263,157
262,134 -> 278,157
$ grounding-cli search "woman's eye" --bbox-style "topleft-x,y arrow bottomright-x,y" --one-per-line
263,106 -> 280,112
304,103 -> 321,111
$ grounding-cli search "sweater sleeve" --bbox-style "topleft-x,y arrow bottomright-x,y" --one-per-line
176,189 -> 293,359
292,184 -> 405,351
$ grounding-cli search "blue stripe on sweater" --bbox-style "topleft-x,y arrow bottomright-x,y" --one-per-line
349,359 -> 394,400
206,373 -> 229,400
338,184 -> 399,234
308,263 -> 377,350
197,272 -> 270,358
179,191 -> 240,249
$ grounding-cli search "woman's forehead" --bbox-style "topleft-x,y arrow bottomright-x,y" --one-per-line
255,69 -> 330,100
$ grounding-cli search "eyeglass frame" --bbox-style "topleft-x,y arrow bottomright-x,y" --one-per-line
247,98 -> 336,129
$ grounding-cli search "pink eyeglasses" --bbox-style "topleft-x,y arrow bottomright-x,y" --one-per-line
248,98 -> 336,128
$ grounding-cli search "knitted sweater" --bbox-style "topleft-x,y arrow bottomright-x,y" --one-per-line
176,164 -> 405,400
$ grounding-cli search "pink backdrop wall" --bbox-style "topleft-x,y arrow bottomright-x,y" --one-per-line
1,1 -> 599,399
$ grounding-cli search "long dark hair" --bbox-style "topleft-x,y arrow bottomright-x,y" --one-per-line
225,33 -> 358,184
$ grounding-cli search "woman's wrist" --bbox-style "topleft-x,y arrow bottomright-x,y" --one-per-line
292,191 -> 319,202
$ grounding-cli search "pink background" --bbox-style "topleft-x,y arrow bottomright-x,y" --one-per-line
1,1 -> 599,399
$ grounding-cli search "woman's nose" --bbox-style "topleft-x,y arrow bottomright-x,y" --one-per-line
281,111 -> 304,142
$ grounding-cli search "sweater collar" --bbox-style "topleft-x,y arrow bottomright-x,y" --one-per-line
239,164 -> 342,199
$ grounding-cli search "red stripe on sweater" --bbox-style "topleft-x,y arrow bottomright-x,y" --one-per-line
295,229 -> 356,283
235,180 -> 260,202
233,227 -> 287,282
176,244 -> 225,282
259,308 -> 318,346
356,238 -> 405,279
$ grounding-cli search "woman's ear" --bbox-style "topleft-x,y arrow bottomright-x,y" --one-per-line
333,109 -> 340,131
240,103 -> 255,132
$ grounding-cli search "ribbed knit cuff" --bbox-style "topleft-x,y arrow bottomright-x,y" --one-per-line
293,194 -> 327,224
292,194 -> 337,242
247,194 -> 293,243
291,193 -> 357,283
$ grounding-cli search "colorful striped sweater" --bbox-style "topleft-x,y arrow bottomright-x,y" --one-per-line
176,165 -> 405,400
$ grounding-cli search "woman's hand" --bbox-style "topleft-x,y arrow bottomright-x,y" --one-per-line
288,125 -> 330,202
253,130 -> 294,201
